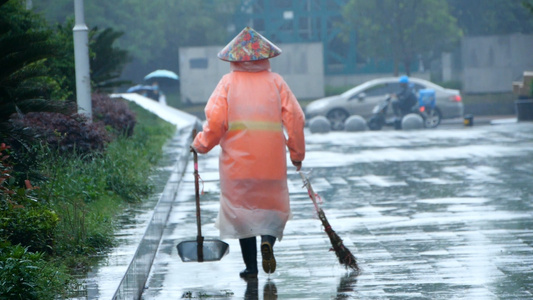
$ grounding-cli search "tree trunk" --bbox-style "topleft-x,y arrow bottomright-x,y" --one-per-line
403,59 -> 411,76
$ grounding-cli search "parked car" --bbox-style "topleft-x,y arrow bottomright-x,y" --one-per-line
305,77 -> 464,130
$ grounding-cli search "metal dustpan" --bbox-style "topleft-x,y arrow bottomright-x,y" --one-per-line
177,146 -> 229,262
177,237 -> 229,262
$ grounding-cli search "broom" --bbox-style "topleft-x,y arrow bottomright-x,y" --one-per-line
299,172 -> 360,273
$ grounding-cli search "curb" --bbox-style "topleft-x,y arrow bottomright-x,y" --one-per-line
110,94 -> 201,300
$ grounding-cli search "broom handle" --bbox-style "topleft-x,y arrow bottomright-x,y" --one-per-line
193,148 -> 202,238
192,129 -> 204,261
299,172 -> 320,212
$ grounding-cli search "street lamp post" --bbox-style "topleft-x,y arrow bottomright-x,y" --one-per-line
73,0 -> 92,120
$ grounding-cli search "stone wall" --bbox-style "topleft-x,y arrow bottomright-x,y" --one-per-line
462,34 -> 533,93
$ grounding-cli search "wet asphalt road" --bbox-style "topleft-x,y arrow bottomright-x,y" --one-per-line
142,120 -> 533,299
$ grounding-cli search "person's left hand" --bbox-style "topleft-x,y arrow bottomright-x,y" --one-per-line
291,160 -> 302,171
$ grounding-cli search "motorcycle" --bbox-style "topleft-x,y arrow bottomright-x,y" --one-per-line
367,89 -> 442,130
416,89 -> 441,128
367,96 -> 401,131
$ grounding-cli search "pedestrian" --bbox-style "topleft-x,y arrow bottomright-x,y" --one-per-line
191,27 -> 306,279
147,81 -> 162,102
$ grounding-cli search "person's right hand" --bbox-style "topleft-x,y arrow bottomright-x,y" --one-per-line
291,160 -> 302,171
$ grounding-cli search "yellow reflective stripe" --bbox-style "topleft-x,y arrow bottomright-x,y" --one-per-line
228,121 -> 282,131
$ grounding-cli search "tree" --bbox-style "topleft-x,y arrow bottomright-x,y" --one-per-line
524,0 -> 533,15
0,0 -> 73,187
47,20 -> 132,101
1,0 -> 130,183
447,0 -> 533,36
0,0 -> 66,133
33,0 -> 240,82
343,0 -> 462,76
89,27 -> 132,92
1,0 -> 131,129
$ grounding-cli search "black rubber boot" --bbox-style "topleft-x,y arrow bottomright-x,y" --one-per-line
239,237 -> 258,279
261,235 -> 277,274
261,235 -> 276,247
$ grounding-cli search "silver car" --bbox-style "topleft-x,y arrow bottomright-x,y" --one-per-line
305,77 -> 464,130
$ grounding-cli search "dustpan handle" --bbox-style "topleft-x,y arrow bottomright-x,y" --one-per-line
192,129 -> 204,261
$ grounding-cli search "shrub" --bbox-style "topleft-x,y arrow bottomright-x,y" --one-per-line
0,143 -> 11,199
1,135 -> 51,188
6,93 -> 137,184
1,143 -> 58,254
325,85 -> 351,96
0,244 -> 71,300
1,206 -> 59,255
8,94 -> 137,157
92,93 -> 136,136
2,100 -> 175,295
10,112 -> 111,154
437,80 -> 463,90
530,79 -> 533,98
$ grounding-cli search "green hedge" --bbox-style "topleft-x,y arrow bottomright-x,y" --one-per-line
0,98 -> 175,296
530,79 -> 533,98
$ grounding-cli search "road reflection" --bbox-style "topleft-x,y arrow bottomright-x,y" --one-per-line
243,278 -> 258,299
242,278 -> 278,299
336,271 -> 359,298
263,280 -> 277,299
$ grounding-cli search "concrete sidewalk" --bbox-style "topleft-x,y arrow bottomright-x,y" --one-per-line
142,148 -> 358,299
143,121 -> 533,299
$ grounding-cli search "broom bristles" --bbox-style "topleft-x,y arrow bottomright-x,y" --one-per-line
300,172 -> 360,273
319,209 -> 360,272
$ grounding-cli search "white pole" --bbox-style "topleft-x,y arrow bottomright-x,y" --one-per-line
73,0 -> 92,120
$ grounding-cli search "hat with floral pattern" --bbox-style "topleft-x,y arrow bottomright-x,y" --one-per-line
217,27 -> 282,62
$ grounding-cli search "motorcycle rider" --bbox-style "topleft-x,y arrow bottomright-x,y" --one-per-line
391,75 -> 418,118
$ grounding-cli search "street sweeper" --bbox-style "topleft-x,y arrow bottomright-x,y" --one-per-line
191,26 -> 306,279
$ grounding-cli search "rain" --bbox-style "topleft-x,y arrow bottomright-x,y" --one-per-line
4,1 -> 533,299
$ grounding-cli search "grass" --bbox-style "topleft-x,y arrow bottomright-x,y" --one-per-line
37,101 -> 176,270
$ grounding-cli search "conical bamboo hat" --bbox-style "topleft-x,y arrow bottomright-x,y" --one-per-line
217,27 -> 282,62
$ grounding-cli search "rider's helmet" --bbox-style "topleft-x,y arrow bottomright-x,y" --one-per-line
399,75 -> 409,84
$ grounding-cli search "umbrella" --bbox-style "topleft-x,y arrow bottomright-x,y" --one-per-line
144,69 -> 179,81
126,84 -> 156,93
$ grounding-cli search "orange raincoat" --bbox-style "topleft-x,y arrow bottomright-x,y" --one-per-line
192,59 -> 305,241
